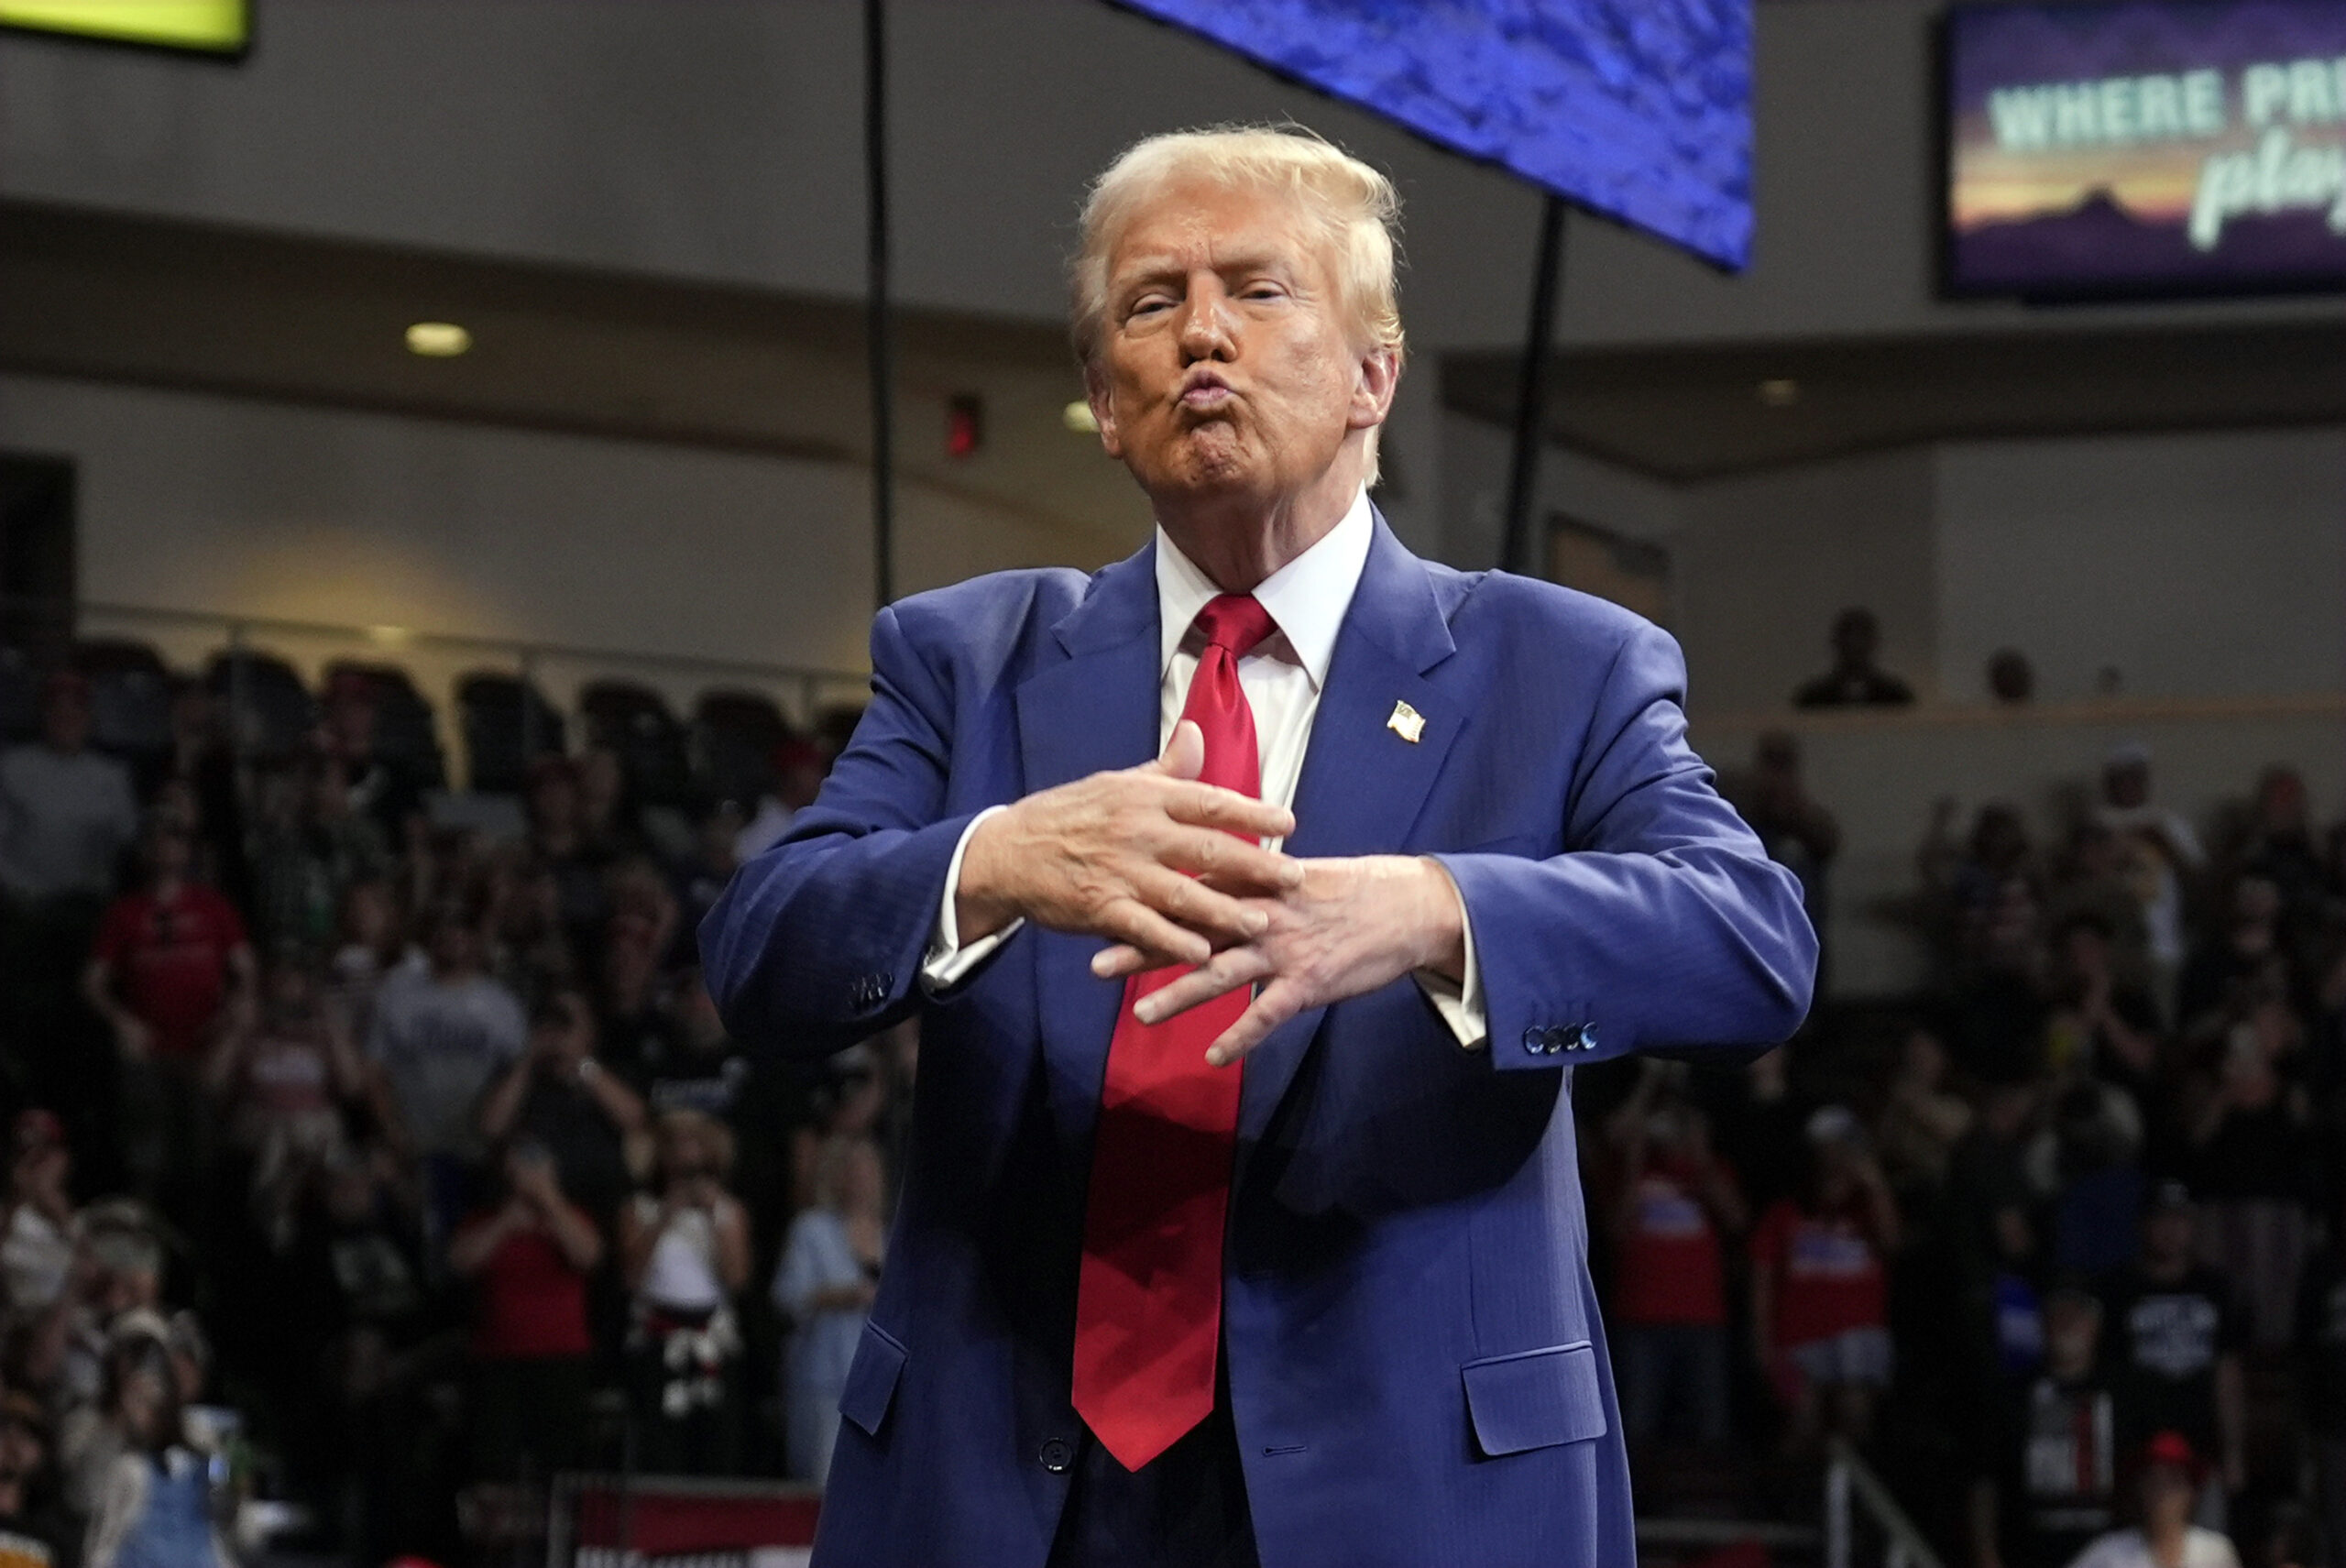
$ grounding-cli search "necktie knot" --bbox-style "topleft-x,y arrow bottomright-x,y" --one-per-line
1191,593 -> 1277,661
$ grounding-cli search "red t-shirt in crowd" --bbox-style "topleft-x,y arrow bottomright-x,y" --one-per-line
1615,1157 -> 1732,1327
90,883 -> 248,1060
464,1219 -> 594,1360
1749,1196 -> 1886,1348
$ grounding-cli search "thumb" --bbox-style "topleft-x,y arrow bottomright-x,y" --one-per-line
1155,718 -> 1205,781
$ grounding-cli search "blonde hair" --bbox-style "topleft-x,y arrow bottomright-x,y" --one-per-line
654,1107 -> 735,1181
1069,124 -> 1406,369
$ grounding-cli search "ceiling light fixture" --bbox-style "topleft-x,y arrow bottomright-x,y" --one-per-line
1062,400 -> 1100,433
1757,378 -> 1800,407
405,321 -> 471,357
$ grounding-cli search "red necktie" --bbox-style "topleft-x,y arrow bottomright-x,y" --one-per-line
1071,592 -> 1278,1472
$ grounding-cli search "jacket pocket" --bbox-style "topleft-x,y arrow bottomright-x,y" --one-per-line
839,1320 -> 909,1438
1461,1341 -> 1609,1457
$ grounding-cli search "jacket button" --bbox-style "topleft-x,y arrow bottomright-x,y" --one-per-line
1038,1437 -> 1074,1473
1576,1023 -> 1598,1053
1538,1025 -> 1562,1054
1521,1025 -> 1546,1056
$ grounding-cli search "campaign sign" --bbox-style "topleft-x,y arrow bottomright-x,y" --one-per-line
1946,0 -> 2346,298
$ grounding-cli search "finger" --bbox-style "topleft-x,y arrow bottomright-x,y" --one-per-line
1160,828 -> 1303,894
1133,948 -> 1274,1025
1127,862 -> 1270,944
1161,783 -> 1297,845
1090,942 -> 1147,979
1097,897 -> 1211,970
1205,980 -> 1306,1068
1091,938 -> 1237,981
1149,718 -> 1204,781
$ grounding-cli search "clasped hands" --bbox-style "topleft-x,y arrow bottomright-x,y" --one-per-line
954,720 -> 1467,1067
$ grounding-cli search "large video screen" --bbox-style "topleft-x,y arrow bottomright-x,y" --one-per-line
1112,0 -> 1754,271
1945,0 -> 2346,299
0,0 -> 248,56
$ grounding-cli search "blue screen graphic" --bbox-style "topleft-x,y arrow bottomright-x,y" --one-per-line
1112,0 -> 1754,269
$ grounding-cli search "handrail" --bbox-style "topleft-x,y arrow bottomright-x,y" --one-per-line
4,593 -> 869,694
1826,1437 -> 1944,1568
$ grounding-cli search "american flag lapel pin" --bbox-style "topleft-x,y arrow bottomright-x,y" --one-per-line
1387,700 -> 1425,744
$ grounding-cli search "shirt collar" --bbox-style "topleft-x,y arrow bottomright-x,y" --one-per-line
1153,488 -> 1373,692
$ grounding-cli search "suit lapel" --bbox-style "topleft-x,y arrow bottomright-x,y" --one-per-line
1015,544 -> 1162,1167
1237,514 -> 1461,1151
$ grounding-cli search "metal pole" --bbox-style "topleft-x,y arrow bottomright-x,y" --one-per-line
864,0 -> 895,609
1825,1450 -> 1852,1568
1499,194 -> 1567,577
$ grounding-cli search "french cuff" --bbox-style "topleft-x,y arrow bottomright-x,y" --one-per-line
1413,880 -> 1487,1051
921,806 -> 1024,995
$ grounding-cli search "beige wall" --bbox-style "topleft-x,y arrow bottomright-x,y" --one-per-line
0,371 -> 1147,723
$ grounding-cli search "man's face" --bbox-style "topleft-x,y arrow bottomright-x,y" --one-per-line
1089,180 -> 1390,510
39,687 -> 89,753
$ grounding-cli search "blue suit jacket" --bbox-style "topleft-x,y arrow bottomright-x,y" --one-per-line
702,515 -> 1816,1568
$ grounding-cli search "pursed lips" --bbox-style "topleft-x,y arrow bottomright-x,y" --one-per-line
1178,367 -> 1237,412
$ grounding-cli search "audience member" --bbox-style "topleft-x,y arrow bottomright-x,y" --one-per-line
203,951 -> 384,1249
0,674 -> 139,909
1875,1025 -> 1974,1195
1988,648 -> 2035,706
246,749 -> 391,956
2094,745 -> 2206,1023
81,814 -> 253,1214
2063,1431 -> 2242,1568
1605,1061 -> 1746,1449
1793,608 -> 1916,708
0,1392 -> 71,1568
2097,1186 -> 2248,1506
78,1320 -> 231,1568
619,1110 -> 751,1475
321,671 -> 427,850
324,876 -> 411,1047
773,1136 -> 885,1485
367,894 -> 527,1237
0,1113 -> 76,1325
1749,1106 -> 1900,1454
447,1140 -> 602,1484
1729,731 -> 1842,979
2291,1184 -> 2346,1566
1978,1284 -> 2120,1568
477,991 -> 644,1227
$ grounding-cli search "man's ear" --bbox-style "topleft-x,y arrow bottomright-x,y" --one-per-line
1084,364 -> 1124,459
1347,345 -> 1402,433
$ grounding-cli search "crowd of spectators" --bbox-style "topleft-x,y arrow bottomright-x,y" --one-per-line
0,667 -> 890,1568
5,642 -> 2344,1568
1596,734 -> 2346,1568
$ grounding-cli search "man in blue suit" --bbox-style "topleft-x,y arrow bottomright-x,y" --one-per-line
703,126 -> 1816,1567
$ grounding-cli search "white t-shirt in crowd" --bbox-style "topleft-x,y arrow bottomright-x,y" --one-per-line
0,743 -> 138,902
2066,1525 -> 2242,1568
366,966 -> 526,1159
632,1196 -> 726,1313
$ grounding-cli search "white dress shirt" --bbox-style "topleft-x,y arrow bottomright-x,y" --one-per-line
921,489 -> 1485,1047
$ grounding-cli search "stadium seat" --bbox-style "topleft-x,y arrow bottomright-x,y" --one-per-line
455,671 -> 567,794
690,688 -> 789,806
580,678 -> 692,808
203,647 -> 318,761
0,648 -> 38,745
324,660 -> 450,793
73,639 -> 175,773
